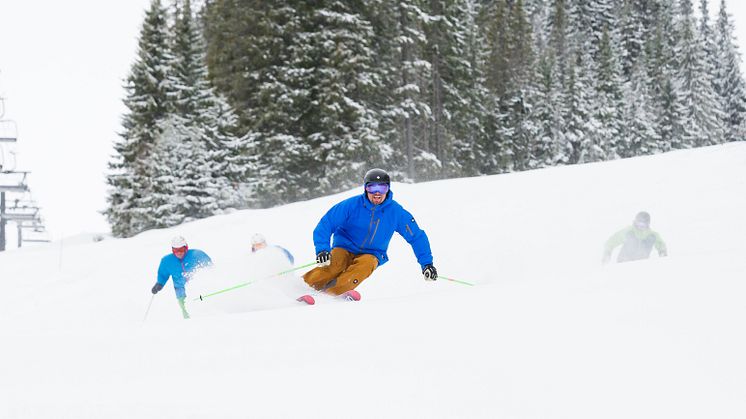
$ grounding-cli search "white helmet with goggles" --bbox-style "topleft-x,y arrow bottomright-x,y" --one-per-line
171,236 -> 188,249
251,233 -> 266,245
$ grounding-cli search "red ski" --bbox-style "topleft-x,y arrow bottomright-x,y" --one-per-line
296,295 -> 315,305
341,290 -> 361,301
296,290 -> 361,305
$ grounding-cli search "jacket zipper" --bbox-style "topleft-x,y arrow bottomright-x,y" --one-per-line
368,219 -> 381,245
359,205 -> 377,250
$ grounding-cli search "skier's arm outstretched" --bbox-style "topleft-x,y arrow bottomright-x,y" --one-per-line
603,227 -> 629,263
653,233 -> 668,256
396,208 -> 436,280
312,200 -> 350,264
152,257 -> 172,294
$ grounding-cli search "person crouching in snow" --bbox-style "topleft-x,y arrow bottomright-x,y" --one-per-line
251,233 -> 294,264
150,236 -> 213,319
603,211 -> 668,264
303,168 -> 437,296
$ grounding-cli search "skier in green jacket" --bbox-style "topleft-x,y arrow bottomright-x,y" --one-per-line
603,211 -> 667,264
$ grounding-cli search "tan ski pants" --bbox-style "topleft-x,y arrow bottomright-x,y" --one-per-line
303,247 -> 378,295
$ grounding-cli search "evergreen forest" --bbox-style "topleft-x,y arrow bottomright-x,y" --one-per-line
105,0 -> 746,237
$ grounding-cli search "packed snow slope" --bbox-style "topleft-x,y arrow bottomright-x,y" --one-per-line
1,143 -> 745,419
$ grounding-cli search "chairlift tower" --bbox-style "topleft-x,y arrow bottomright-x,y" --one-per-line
0,96 -> 19,174
0,96 -> 18,143
0,96 -> 47,250
5,198 -> 47,247
0,178 -> 30,251
0,120 -> 18,143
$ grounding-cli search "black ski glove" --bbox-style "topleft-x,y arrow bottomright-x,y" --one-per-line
151,283 -> 164,294
422,264 -> 437,281
316,250 -> 331,265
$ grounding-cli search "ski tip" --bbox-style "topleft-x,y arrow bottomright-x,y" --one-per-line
296,295 -> 315,305
342,290 -> 361,301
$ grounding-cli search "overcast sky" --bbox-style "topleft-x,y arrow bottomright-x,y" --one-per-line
0,1 -> 152,239
0,1 -> 744,240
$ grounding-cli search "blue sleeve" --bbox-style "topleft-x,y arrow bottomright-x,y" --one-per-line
194,250 -> 213,267
157,257 -> 171,286
277,246 -> 295,264
396,207 -> 433,269
313,199 -> 351,254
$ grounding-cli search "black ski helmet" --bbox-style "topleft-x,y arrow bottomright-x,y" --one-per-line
363,168 -> 390,185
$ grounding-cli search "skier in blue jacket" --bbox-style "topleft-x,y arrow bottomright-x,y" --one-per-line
151,236 -> 212,319
303,168 -> 437,296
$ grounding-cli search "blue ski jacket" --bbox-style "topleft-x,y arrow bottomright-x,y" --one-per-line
156,249 -> 212,299
312,190 -> 433,269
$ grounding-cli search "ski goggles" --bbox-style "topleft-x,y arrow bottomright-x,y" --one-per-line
365,182 -> 389,194
172,245 -> 188,255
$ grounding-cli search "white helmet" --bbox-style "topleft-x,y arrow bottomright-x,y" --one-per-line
171,236 -> 188,249
251,233 -> 266,245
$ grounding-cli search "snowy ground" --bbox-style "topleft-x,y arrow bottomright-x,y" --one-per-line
1,143 -> 745,418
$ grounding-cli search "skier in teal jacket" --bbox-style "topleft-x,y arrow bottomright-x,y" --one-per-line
603,211 -> 667,263
151,236 -> 212,318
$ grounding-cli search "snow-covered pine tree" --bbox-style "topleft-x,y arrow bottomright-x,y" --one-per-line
591,25 -> 626,161
302,1 -> 388,193
526,0 -> 549,58
530,50 -> 569,167
234,3 -> 314,207
617,0 -> 646,81
621,52 -> 661,157
546,0 -> 569,84
586,0 -> 616,55
445,0 -> 489,177
150,113 -> 230,224
176,0 -> 247,206
226,1 -> 385,206
203,1 -> 305,207
634,0 -> 663,36
202,0 -> 269,134
374,0 -> 434,182
485,0 -> 538,171
415,0 -> 487,180
565,48 -> 596,163
563,1 -> 597,164
145,0 -> 248,227
674,0 -> 724,147
615,0 -> 661,157
696,0 -> 726,145
105,0 -> 172,237
648,0 -> 684,152
532,0 -> 573,165
568,0 -> 612,61
516,0 -> 554,170
482,0 -> 513,173
698,0 -> 718,88
715,0 -> 746,143
201,95 -> 253,207
421,0 -> 448,180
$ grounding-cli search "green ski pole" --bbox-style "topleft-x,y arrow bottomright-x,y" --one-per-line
194,261 -> 317,301
142,294 -> 155,322
440,275 -> 475,286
